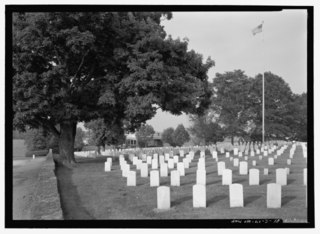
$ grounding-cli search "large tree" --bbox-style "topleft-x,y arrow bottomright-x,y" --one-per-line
12,12 -> 214,165
211,70 -> 252,145
248,72 -> 295,141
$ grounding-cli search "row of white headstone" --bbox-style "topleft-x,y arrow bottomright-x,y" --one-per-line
156,183 -> 285,209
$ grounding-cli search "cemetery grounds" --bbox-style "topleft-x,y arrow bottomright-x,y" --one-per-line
56,143 -> 308,221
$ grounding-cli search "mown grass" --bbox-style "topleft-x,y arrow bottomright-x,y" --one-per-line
13,139 -> 27,158
57,145 -> 308,220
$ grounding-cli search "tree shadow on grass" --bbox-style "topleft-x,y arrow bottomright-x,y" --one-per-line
55,165 -> 95,220
207,195 -> 228,206
172,196 -> 192,207
233,178 -> 247,184
287,179 -> 295,185
260,178 -> 272,185
244,195 -> 261,206
282,196 -> 296,206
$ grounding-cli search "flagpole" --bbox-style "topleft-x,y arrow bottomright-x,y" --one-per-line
262,21 -> 265,147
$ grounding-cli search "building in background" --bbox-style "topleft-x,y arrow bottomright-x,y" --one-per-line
125,132 -> 163,148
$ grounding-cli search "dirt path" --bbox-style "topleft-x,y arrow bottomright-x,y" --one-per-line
13,157 -> 46,220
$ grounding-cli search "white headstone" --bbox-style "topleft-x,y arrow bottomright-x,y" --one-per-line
168,158 -> 174,169
196,169 -> 206,185
249,168 -> 260,185
304,168 -> 307,185
226,152 -> 230,158
179,150 -> 184,157
152,158 -> 159,169
177,162 -> 185,176
212,151 -> 218,159
259,155 -> 262,160
264,168 -> 269,175
238,151 -> 243,157
229,184 -> 244,207
276,168 -> 287,185
150,170 -> 160,187
157,186 -> 170,209
127,171 -> 136,186
104,162 -> 111,171
233,158 -> 239,167
287,159 -> 291,165
233,148 -> 239,156
147,156 -> 152,164
159,155 -> 165,164
244,156 -> 248,161
239,161 -> 248,175
267,183 -> 281,208
217,161 -> 226,176
122,164 -> 130,177
173,155 -> 179,163
160,163 -> 168,177
200,151 -> 205,158
193,184 -> 206,208
140,163 -> 149,177
170,170 -> 180,186
222,169 -> 232,185
250,151 -> 255,157
268,158 -> 274,165
252,160 -> 257,166
263,151 -> 268,157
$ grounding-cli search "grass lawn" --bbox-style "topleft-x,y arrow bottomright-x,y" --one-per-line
56,145 -> 308,221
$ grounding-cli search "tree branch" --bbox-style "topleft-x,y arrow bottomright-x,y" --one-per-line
34,116 -> 60,137
74,49 -> 90,79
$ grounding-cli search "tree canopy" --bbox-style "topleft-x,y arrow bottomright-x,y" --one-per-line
12,12 -> 214,164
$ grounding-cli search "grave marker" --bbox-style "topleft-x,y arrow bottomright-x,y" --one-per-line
276,168 -> 287,185
229,184 -> 244,207
239,161 -> 248,175
222,169 -> 232,185
196,169 -> 206,185
127,171 -> 136,186
193,184 -> 206,208
170,170 -> 180,186
267,183 -> 281,208
217,161 -> 226,176
157,186 -> 170,209
249,168 -> 260,185
177,162 -> 185,176
150,170 -> 160,187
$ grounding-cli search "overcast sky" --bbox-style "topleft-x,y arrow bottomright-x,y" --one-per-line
147,10 -> 308,132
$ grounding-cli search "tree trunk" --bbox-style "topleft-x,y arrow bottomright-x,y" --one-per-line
231,136 -> 234,146
56,121 -> 77,166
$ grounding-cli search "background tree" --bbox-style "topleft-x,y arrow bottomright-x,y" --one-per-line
13,12 -> 214,166
172,124 -> 190,147
248,72 -> 295,141
161,127 -> 175,146
189,114 -> 224,146
211,70 -> 252,145
74,127 -> 85,151
136,124 -> 155,148
24,128 -> 48,151
85,118 -> 126,153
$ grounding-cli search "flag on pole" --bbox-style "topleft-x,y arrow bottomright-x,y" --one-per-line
252,23 -> 263,35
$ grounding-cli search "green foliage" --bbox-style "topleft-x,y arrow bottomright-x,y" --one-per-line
24,128 -> 48,151
13,130 -> 26,139
12,12 -> 213,163
211,70 -> 252,144
84,118 -> 126,147
161,127 -> 175,146
172,124 -> 190,147
74,127 -> 85,151
189,114 -> 224,145
136,124 -> 155,148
